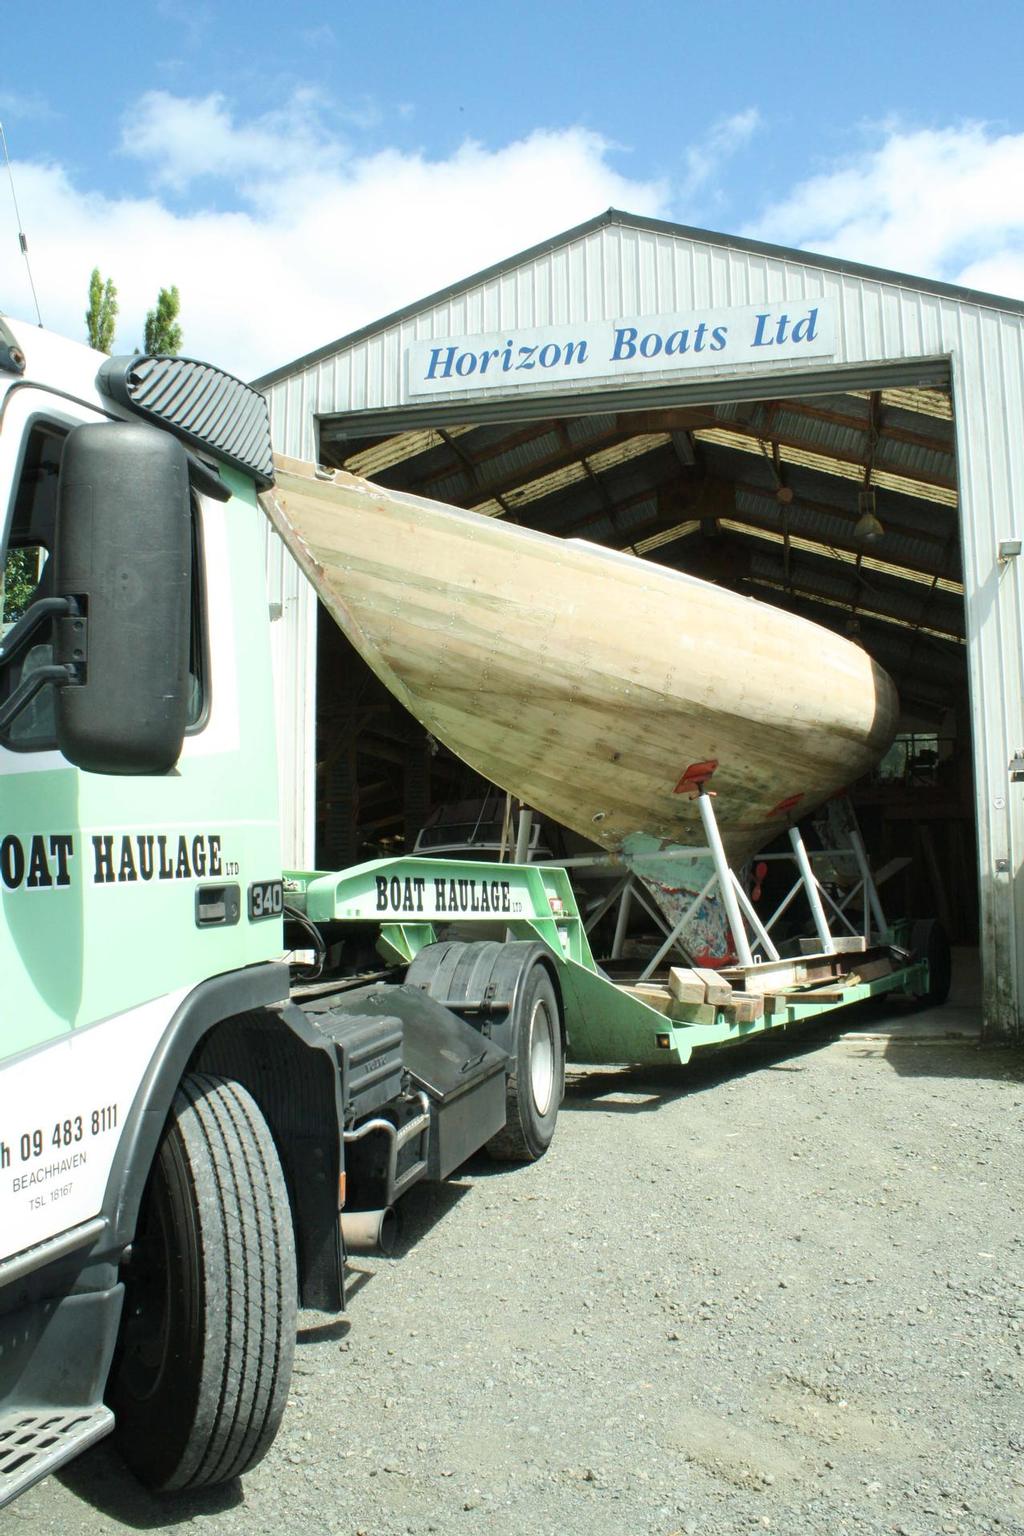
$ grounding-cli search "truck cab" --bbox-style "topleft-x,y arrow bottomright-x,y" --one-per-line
0,316 -> 563,1506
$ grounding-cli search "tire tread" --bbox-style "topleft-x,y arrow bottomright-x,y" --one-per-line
111,1073 -> 296,1492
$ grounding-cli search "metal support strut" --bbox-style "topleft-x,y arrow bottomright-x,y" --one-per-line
788,824 -> 837,955
696,786 -> 754,969
574,785 -> 887,978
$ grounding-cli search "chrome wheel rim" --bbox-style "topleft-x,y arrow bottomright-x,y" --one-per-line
529,996 -> 556,1115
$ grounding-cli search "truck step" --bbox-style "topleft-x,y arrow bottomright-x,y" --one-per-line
0,1404 -> 114,1507
391,1106 -> 430,1201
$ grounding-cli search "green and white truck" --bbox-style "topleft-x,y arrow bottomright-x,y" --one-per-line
0,315 -> 942,1509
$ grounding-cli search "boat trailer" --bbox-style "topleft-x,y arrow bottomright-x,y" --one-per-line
283,795 -> 945,1071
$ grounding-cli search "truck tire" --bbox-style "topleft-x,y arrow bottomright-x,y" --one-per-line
487,962 -> 563,1163
908,918 -> 952,1007
108,1073 -> 297,1491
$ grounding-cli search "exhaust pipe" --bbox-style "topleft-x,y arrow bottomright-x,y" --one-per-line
340,1207 -> 398,1255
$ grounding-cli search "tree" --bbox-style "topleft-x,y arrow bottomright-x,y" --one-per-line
2,548 -> 38,625
85,267 -> 118,353
144,286 -> 183,355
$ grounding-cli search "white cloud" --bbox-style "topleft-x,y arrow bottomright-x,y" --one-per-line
747,122 -> 1024,298
956,250 -> 1024,299
1,92 -> 667,379
121,89 -> 348,191
681,108 -> 762,202
7,102 -> 1023,389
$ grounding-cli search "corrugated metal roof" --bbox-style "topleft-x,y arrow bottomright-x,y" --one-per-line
632,519 -> 701,555
850,387 -> 953,420
343,424 -> 475,478
471,432 -> 669,516
694,426 -> 959,507
730,485 -> 959,581
744,569 -> 964,643
719,518 -> 963,594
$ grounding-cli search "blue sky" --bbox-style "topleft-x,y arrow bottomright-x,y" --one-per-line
3,0 -> 1024,377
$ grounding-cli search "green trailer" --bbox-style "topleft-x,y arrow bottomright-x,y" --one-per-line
285,848 -> 944,1072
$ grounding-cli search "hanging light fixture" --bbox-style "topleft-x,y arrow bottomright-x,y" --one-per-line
855,487 -> 884,542
855,394 -> 884,541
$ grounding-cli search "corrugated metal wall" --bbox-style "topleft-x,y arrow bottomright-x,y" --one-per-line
261,216 -> 1024,1039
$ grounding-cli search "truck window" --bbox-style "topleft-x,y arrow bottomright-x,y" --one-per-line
1,544 -> 48,625
0,422 -> 208,752
0,423 -> 63,747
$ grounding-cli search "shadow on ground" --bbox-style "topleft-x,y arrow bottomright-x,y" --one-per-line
877,1037 -> 1024,1083
560,1011 -> 852,1114
56,1442 -> 243,1529
377,1173 -> 472,1255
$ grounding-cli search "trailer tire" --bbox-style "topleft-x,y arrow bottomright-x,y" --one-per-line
108,1073 -> 297,1492
487,963 -> 563,1163
908,918 -> 952,1007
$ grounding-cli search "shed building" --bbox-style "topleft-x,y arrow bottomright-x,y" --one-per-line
255,209 -> 1024,1042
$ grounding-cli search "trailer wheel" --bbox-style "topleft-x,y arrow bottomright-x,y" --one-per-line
487,963 -> 563,1163
908,918 -> 952,1007
108,1073 -> 297,1492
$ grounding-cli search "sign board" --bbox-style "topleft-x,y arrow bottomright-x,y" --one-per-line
407,300 -> 835,398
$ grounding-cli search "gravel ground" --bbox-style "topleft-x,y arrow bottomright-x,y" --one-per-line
11,972 -> 1024,1536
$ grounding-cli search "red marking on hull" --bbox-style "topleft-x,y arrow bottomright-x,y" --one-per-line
674,758 -> 719,795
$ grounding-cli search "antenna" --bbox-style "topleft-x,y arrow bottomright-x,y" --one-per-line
0,120 -> 43,327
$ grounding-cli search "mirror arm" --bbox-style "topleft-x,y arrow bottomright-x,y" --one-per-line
0,662 -> 80,733
0,596 -> 80,671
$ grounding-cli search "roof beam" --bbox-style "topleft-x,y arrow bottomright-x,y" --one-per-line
723,494 -> 961,583
740,566 -> 963,641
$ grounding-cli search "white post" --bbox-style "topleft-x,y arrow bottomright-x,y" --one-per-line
611,879 -> 633,959
696,788 -> 754,968
514,804 -> 533,864
788,824 -> 836,955
849,824 -> 888,941
583,872 -> 632,935
730,871 -> 780,961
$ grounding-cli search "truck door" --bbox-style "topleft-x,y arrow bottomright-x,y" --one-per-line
0,389 -> 207,1260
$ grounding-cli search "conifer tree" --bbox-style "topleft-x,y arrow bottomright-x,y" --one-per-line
85,267 -> 118,353
144,286 -> 183,354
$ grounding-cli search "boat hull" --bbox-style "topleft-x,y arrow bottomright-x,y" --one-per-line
261,459 -> 899,894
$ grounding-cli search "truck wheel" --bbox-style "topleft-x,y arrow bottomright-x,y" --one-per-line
108,1073 -> 297,1491
487,963 -> 563,1163
908,918 -> 952,1007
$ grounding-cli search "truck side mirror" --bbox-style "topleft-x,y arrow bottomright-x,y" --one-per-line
54,421 -> 192,775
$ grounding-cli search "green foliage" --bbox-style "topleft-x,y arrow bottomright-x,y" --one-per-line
2,548 -> 38,625
144,286 -> 183,355
85,267 -> 118,353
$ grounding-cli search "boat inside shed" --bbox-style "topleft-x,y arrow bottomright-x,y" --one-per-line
311,378 -> 976,953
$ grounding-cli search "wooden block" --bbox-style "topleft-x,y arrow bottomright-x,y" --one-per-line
620,984 -> 673,1016
692,966 -> 733,1006
850,957 -> 896,983
667,966 -> 707,1005
799,935 -> 868,955
775,985 -> 849,1003
667,1000 -> 718,1027
728,993 -> 764,1024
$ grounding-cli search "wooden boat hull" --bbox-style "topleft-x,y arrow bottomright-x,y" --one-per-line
262,458 -> 899,958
